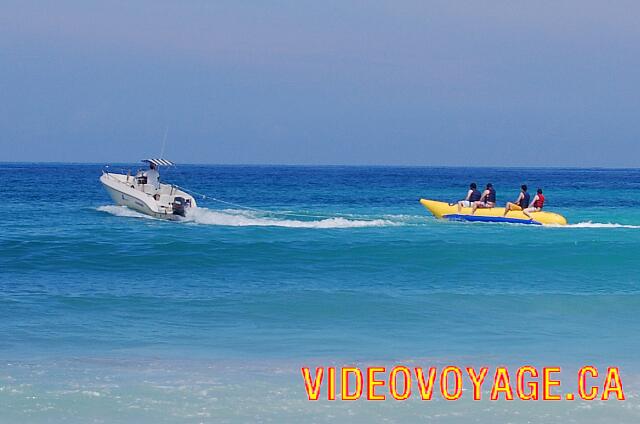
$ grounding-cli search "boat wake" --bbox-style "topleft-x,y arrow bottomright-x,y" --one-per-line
97,205 -> 405,228
562,221 -> 640,229
97,206 -> 640,229
184,208 -> 400,228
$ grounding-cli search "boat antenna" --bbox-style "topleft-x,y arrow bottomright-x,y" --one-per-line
160,126 -> 169,159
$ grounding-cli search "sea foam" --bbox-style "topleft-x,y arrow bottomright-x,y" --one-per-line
562,221 -> 640,229
97,205 -> 400,228
184,207 -> 398,229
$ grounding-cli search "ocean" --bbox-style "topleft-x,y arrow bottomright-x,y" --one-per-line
1,164 -> 639,423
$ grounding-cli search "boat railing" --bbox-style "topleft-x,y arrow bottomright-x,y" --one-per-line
103,166 -> 135,183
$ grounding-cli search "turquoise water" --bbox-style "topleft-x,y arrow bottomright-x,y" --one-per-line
1,164 -> 640,422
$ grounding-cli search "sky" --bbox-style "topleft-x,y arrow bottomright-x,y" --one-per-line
1,0 -> 639,166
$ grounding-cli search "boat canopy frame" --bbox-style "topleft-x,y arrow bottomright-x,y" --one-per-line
142,158 -> 175,167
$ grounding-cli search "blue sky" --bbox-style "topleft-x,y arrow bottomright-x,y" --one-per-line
1,1 -> 639,166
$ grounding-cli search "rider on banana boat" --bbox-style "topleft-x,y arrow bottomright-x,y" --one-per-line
523,188 -> 545,219
471,183 -> 496,214
503,184 -> 530,216
457,182 -> 482,212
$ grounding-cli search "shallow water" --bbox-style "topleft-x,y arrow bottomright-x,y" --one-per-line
1,164 -> 639,422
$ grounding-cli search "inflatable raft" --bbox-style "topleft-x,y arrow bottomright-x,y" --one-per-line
420,199 -> 567,226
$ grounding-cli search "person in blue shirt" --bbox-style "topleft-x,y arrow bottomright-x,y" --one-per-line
471,183 -> 496,214
503,184 -> 530,216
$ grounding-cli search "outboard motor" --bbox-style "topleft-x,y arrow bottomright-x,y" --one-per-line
171,197 -> 188,217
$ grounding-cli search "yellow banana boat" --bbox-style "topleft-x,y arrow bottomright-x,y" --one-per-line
419,199 -> 567,226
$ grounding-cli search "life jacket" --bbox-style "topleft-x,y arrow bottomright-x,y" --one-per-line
469,189 -> 481,202
534,193 -> 545,209
486,188 -> 496,203
519,192 -> 530,209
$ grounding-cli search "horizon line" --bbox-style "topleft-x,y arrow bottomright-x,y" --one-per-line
1,161 -> 639,170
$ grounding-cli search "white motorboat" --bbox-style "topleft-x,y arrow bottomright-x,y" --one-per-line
100,159 -> 197,220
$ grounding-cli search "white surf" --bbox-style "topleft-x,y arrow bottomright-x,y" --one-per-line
184,208 -> 399,229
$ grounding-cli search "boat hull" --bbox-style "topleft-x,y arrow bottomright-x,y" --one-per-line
419,199 -> 567,226
100,172 -> 195,221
